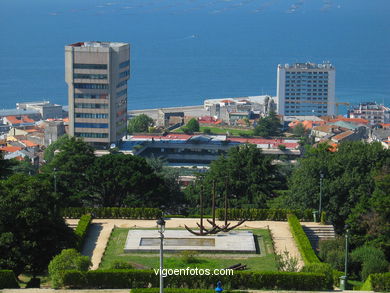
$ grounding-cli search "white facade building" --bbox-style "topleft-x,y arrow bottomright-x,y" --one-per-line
277,62 -> 336,116
349,102 -> 390,125
65,41 -> 130,148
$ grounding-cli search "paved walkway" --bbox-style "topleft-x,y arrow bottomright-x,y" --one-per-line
67,218 -> 306,270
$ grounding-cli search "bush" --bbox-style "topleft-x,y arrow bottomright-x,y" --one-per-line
0,270 -> 19,289
48,249 -> 91,288
301,263 -> 333,290
216,208 -> 313,221
180,251 -> 199,264
318,237 -> 344,271
74,213 -> 92,250
26,277 -> 40,288
320,211 -> 326,224
110,261 -> 134,270
287,214 -> 320,264
62,207 -> 162,219
351,245 -> 389,281
59,269 -> 326,290
362,272 -> 390,292
132,289 -> 248,293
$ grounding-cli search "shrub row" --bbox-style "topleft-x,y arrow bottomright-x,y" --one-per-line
361,272 -> 390,292
216,208 -> 313,221
60,269 -> 327,290
74,213 -> 92,250
287,214 -> 320,264
63,207 -> 162,219
301,263 -> 333,290
131,289 -> 248,293
0,270 -> 19,289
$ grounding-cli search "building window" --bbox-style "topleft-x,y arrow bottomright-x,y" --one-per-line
74,123 -> 109,128
117,89 -> 127,97
73,64 -> 107,70
75,132 -> 108,138
74,83 -> 108,89
119,60 -> 130,69
119,70 -> 130,78
74,93 -> 108,99
74,73 -> 107,80
75,113 -> 108,119
75,103 -> 109,109
116,80 -> 127,88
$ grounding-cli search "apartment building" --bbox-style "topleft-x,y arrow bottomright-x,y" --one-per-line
277,62 -> 336,116
65,41 -> 130,148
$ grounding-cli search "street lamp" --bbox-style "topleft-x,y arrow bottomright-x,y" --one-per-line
319,172 -> 324,219
340,224 -> 349,290
156,217 -> 166,293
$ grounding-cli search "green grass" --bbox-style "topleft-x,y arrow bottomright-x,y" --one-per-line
173,126 -> 253,136
100,228 -> 277,271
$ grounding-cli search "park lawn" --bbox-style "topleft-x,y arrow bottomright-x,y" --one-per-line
100,228 -> 277,271
173,126 -> 253,136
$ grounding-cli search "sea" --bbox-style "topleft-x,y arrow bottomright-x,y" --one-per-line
0,0 -> 389,112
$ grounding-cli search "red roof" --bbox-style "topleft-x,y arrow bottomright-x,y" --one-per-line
329,117 -> 369,124
5,115 -> 34,125
0,146 -> 23,153
229,138 -> 299,149
21,140 -> 38,147
132,134 -> 192,140
332,130 -> 354,141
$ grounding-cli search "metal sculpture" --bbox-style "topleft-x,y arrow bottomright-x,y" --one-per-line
185,178 -> 246,236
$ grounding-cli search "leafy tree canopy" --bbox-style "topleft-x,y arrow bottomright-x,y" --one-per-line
185,144 -> 282,210
128,114 -> 154,134
253,111 -> 282,137
185,118 -> 200,133
43,136 -> 96,207
0,174 -> 76,276
85,153 -> 170,208
286,141 -> 389,255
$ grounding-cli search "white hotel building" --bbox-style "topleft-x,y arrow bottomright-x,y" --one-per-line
277,62 -> 336,117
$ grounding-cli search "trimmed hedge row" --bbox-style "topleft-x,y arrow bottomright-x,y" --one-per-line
132,289 -> 248,293
287,214 -> 320,264
60,269 -> 327,290
63,207 -> 162,219
74,213 -> 92,250
0,270 -> 19,289
361,272 -> 390,292
216,208 -> 313,221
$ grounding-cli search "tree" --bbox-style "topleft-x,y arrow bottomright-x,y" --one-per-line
48,249 -> 90,288
287,141 -> 389,235
253,111 -> 282,137
185,118 -> 200,133
43,136 -> 96,207
185,144 -> 282,210
128,114 -> 154,134
0,152 -> 17,179
10,157 -> 37,175
0,174 -> 76,276
292,123 -> 307,137
85,153 -> 168,207
43,134 -> 69,164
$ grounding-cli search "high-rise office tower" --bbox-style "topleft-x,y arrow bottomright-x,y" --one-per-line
277,62 -> 336,116
65,41 -> 130,148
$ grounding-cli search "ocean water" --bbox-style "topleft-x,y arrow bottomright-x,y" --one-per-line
0,0 -> 389,111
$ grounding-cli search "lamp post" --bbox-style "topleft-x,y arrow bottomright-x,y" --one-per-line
319,172 -> 324,219
156,217 -> 166,293
340,224 -> 349,290
53,168 -> 57,195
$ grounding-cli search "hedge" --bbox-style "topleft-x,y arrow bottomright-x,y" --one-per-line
301,263 -> 333,290
287,214 -> 320,264
0,270 -> 19,289
74,213 -> 92,250
216,208 -> 313,221
60,269 -> 327,290
361,272 -> 390,292
63,207 -> 162,219
132,289 -> 248,293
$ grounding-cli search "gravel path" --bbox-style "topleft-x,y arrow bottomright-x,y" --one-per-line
66,218 -> 305,270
